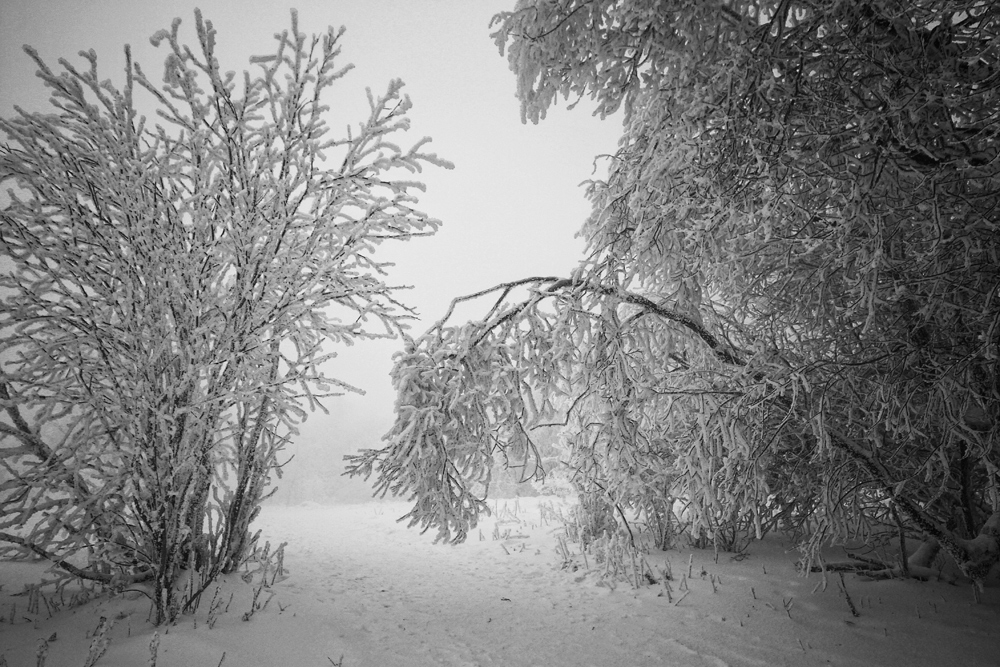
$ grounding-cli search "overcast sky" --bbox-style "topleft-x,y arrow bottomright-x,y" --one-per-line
0,0 -> 621,501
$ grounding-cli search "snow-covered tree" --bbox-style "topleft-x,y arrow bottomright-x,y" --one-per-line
348,0 -> 999,597
0,10 -> 449,623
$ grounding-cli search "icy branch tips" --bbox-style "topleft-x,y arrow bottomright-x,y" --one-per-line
0,10 -> 450,624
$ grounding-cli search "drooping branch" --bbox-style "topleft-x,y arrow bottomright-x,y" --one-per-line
432,276 -> 747,366
0,531 -> 152,585
393,271 -> 995,575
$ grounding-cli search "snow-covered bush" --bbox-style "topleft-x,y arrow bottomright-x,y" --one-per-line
0,10 -> 448,623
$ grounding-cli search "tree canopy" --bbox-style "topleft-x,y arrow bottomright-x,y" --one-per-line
348,0 -> 1000,597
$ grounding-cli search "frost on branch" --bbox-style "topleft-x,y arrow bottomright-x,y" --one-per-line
0,10 -> 450,624
358,0 -> 999,597
346,275 -> 762,547
347,310 -> 552,544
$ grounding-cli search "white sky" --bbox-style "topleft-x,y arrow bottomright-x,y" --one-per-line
0,0 -> 622,500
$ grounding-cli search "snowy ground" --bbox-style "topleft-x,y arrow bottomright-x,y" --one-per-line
1,498 -> 997,666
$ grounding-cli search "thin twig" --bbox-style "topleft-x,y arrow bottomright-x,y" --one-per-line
839,572 -> 860,617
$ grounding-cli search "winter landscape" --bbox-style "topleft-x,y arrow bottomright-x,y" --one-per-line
3,1 -> 1000,666
1,496 -> 997,666
0,497 -> 1000,667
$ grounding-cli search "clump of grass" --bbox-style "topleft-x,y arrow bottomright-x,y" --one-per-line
206,587 -> 224,629
82,616 -> 114,667
148,631 -> 160,667
35,639 -> 48,667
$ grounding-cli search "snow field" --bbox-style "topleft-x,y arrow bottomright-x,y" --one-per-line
1,497 -> 997,666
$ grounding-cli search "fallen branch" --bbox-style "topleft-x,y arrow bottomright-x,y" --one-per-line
810,540 -> 959,583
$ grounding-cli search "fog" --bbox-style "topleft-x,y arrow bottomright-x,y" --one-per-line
0,0 -> 622,505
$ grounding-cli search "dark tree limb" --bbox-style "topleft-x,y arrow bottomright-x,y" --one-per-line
0,531 -> 152,585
